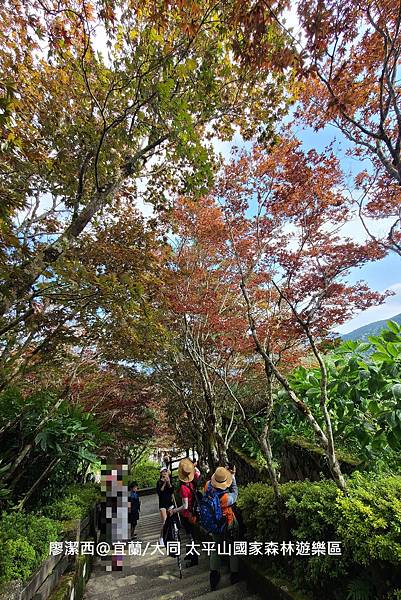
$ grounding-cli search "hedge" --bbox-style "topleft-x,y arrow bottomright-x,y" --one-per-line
237,473 -> 401,599
0,483 -> 100,585
0,513 -> 60,585
131,460 -> 161,489
42,483 -> 100,521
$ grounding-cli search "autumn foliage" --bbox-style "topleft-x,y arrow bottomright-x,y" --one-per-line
0,0 -> 400,503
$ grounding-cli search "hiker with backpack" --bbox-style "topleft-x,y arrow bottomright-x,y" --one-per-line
201,464 -> 240,591
168,458 -> 201,567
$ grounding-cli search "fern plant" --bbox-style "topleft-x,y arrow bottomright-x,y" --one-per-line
346,577 -> 375,600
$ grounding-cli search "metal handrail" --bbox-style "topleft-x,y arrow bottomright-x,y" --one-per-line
169,452 -> 190,473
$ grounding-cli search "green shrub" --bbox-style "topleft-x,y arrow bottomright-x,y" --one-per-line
1,538 -> 36,584
336,473 -> 401,566
0,484 -> 100,584
42,483 -> 100,521
0,513 -> 59,584
238,473 -> 401,599
265,324 -> 401,464
237,481 -> 279,539
131,460 -> 161,489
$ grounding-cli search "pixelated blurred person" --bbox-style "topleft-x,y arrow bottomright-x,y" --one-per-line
101,462 -> 130,570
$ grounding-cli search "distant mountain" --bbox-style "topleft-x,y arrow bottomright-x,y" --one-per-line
341,313 -> 401,342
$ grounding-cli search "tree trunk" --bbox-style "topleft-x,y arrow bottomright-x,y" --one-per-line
16,457 -> 61,511
0,185 -> 117,319
239,278 -> 347,493
3,397 -> 65,482
0,135 -> 168,320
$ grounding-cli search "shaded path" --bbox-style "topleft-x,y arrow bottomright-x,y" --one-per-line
85,494 -> 260,600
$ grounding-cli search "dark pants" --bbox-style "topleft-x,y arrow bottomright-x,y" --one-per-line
182,517 -> 198,563
129,511 -> 139,529
210,521 -> 239,573
182,516 -> 195,537
210,533 -> 238,572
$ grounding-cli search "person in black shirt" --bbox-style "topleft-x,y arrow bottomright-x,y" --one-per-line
156,467 -> 174,546
128,481 -> 141,539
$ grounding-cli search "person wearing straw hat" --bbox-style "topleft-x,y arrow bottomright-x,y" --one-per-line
169,458 -> 201,566
204,464 -> 239,591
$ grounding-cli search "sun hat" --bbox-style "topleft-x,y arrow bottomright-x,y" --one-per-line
178,458 -> 196,483
160,466 -> 168,473
211,466 -> 233,490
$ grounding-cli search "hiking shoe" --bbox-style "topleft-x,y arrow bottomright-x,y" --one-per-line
210,570 -> 220,591
189,554 -> 199,567
185,552 -> 198,567
230,572 -> 241,585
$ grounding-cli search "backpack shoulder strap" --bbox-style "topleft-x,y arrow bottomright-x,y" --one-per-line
206,484 -> 226,497
203,481 -> 212,496
181,482 -> 193,493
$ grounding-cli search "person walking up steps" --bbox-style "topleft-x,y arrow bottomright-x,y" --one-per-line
163,453 -> 171,471
156,466 -> 174,547
128,481 -> 140,539
169,458 -> 201,567
201,464 -> 240,591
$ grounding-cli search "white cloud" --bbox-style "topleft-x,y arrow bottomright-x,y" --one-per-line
135,195 -> 154,218
210,129 -> 252,162
335,213 -> 396,245
282,4 -> 305,47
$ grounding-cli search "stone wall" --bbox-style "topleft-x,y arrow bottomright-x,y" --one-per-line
279,436 -> 363,483
227,446 -> 270,486
227,438 -> 362,487
0,507 -> 99,600
226,437 -> 362,487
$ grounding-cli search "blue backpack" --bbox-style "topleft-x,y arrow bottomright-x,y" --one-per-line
199,483 -> 227,534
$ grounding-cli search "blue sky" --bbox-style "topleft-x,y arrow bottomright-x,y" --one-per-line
259,3 -> 400,334
297,125 -> 401,334
212,123 -> 401,336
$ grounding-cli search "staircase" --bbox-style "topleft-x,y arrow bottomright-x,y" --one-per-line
84,494 -> 261,600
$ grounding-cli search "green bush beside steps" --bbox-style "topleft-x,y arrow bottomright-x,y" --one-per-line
0,483 -> 100,586
237,473 -> 401,600
130,460 -> 162,489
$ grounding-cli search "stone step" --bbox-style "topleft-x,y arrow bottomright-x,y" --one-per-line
89,547 -> 199,577
84,496 -> 261,600
134,532 -> 192,545
88,555 -> 208,584
136,513 -> 160,521
196,581 -> 252,600
133,536 -> 193,548
86,568 -> 230,600
136,517 -> 159,522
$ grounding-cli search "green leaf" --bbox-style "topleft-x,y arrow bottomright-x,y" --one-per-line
367,400 -> 380,416
386,343 -> 400,358
387,430 -> 400,451
35,431 -> 49,451
392,384 -> 401,399
371,352 -> 391,362
78,448 -> 98,463
371,436 -> 384,451
355,343 -> 371,353
386,320 -> 400,334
